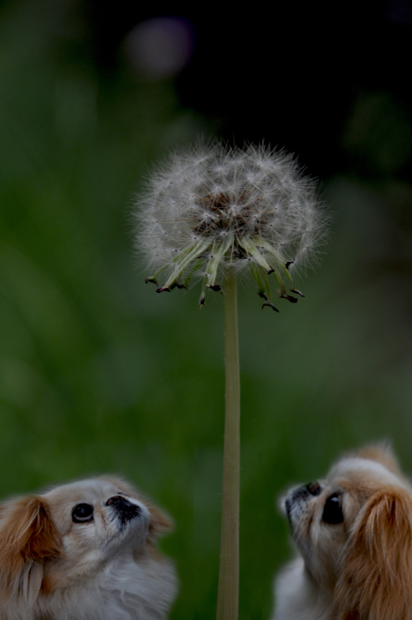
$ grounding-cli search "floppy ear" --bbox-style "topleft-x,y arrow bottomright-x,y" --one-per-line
335,487 -> 412,620
148,503 -> 173,536
0,496 -> 63,602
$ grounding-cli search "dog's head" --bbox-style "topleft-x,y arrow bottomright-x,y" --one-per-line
282,445 -> 412,619
0,476 -> 172,609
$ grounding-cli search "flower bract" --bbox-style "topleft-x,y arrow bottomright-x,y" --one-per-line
134,142 -> 327,309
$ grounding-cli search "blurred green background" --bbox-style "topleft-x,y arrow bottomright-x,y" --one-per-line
1,1 -> 412,618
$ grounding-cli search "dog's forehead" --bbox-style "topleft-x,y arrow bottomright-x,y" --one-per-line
43,478 -> 130,504
328,457 -> 406,488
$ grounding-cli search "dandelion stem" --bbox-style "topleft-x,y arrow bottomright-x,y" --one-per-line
216,267 -> 240,620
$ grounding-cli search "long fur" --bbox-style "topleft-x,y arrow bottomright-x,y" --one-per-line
335,488 -> 412,620
0,477 -> 177,620
272,445 -> 412,620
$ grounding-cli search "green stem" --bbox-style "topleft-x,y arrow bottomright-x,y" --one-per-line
216,267 -> 240,620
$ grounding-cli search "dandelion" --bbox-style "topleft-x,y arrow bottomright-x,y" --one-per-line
133,142 -> 327,620
135,142 -> 327,310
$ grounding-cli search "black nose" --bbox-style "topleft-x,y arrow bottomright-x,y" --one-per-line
106,495 -> 142,524
290,481 -> 322,503
306,481 -> 322,496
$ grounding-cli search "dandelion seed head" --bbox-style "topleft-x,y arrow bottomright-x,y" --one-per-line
134,141 -> 328,307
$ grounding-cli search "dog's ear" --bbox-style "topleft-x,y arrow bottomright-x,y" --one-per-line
148,503 -> 173,536
0,496 -> 63,602
335,487 -> 412,620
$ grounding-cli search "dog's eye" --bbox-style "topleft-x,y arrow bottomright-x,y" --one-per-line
72,503 -> 94,523
322,493 -> 343,525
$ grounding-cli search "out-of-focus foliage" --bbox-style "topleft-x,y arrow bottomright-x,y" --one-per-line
1,1 -> 412,619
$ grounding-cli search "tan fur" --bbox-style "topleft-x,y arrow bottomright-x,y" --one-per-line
336,487 -> 412,620
350,443 -> 403,476
0,497 -> 63,572
272,445 -> 412,620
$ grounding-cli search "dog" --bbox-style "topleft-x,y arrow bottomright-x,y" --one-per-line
273,444 -> 412,620
0,476 -> 177,619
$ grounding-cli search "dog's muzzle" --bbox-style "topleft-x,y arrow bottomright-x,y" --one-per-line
106,495 -> 142,526
285,481 -> 322,522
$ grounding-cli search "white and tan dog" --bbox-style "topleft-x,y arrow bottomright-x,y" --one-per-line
0,476 -> 177,620
273,445 -> 412,620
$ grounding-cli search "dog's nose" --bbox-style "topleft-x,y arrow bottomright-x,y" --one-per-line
305,481 -> 321,496
289,481 -> 322,504
106,495 -> 142,522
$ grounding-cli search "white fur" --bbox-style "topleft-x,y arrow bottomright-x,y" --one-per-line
274,559 -> 333,620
